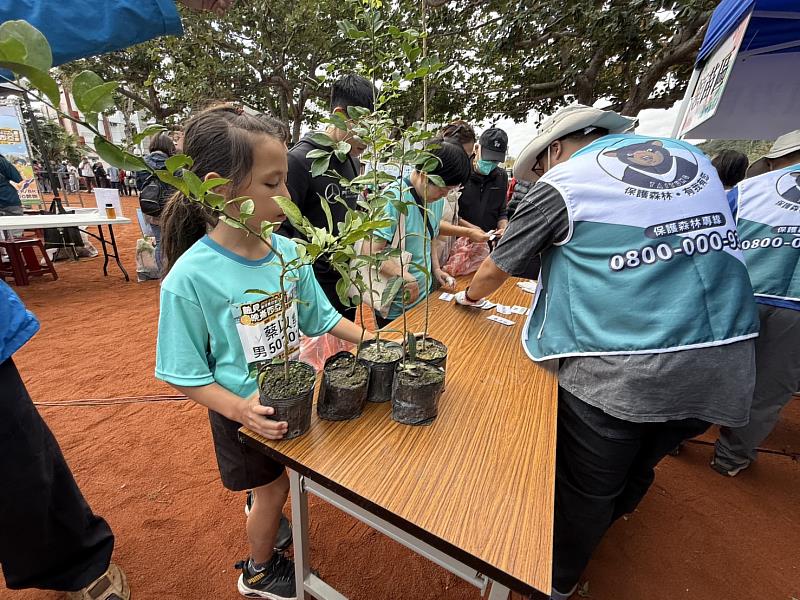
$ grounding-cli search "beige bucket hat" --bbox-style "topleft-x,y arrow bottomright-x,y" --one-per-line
514,104 -> 638,182
747,130 -> 800,177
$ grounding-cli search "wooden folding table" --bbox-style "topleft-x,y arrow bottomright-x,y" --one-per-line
240,278 -> 558,599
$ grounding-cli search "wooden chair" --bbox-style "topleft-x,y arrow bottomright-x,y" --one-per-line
0,238 -> 58,286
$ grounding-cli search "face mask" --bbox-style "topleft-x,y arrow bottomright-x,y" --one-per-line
476,159 -> 499,176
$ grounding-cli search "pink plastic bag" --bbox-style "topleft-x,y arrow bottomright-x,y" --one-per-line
443,237 -> 489,276
299,333 -> 355,371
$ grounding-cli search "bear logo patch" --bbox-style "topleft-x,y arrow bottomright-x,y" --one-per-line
598,140 -> 699,190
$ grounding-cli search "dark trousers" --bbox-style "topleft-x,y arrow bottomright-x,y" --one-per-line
0,358 -> 114,591
552,388 -> 710,592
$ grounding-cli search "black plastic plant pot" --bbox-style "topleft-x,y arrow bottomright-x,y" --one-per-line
357,339 -> 404,403
317,351 -> 370,421
258,360 -> 316,440
391,361 -> 445,426
411,335 -> 448,371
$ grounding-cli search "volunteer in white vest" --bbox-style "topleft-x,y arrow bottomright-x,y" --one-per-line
712,130 -> 800,477
456,104 -> 759,600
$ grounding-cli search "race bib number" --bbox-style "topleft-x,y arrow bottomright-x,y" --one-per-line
233,291 -> 300,364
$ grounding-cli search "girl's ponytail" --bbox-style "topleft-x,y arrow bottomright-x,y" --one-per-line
160,192 -> 216,275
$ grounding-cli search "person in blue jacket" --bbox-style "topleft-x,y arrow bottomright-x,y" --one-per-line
0,2 -> 232,599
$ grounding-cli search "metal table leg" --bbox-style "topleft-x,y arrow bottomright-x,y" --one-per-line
92,224 -> 129,281
106,224 -> 129,281
487,581 -> 511,600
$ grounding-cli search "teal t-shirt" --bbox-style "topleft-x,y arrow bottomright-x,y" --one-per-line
155,234 -> 342,398
374,180 -> 444,319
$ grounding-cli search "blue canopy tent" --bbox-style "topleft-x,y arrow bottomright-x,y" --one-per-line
672,0 -> 800,139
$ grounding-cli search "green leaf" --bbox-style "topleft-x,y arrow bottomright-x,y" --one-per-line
200,177 -> 229,194
335,141 -> 351,156
427,174 -> 446,188
336,277 -> 353,307
311,156 -> 331,178
305,148 -> 329,159
327,112 -> 348,131
0,21 -> 52,72
0,22 -> 60,106
245,288 -> 271,296
309,132 -> 334,147
1,63 -> 60,106
346,105 -> 371,120
166,154 -> 193,174
320,198 -> 334,232
273,195 -> 303,227
155,170 -> 189,196
391,198 -> 409,216
93,136 -> 148,171
220,215 -> 246,230
381,276 -> 404,308
182,170 -> 203,197
72,71 -> 118,115
260,221 -> 274,240
205,192 -> 226,211
133,124 -> 168,145
239,198 -> 255,218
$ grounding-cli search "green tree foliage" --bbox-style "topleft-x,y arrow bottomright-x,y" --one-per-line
458,0 -> 716,121
698,139 -> 772,164
23,110 -> 84,165
54,0 -> 716,133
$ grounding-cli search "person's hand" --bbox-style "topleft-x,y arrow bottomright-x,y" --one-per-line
467,229 -> 490,243
455,290 -> 485,307
494,227 -> 506,238
402,274 -> 420,305
236,394 -> 288,440
177,0 -> 234,16
434,268 -> 456,291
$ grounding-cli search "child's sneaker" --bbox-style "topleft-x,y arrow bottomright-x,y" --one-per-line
710,456 -> 750,477
235,553 -> 296,599
244,491 -> 293,551
66,562 -> 129,600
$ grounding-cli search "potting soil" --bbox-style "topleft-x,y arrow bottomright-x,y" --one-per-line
260,362 -> 315,398
325,356 -> 369,389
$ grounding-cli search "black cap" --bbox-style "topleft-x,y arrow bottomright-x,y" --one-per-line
479,127 -> 508,161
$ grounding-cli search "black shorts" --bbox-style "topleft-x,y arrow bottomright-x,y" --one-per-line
208,410 -> 284,491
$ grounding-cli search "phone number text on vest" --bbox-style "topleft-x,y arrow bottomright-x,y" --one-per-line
609,229 -> 744,271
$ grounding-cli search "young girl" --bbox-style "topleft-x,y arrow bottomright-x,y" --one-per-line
369,140 -> 472,328
155,105 -> 369,600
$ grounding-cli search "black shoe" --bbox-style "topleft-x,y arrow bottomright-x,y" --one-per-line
236,553 -> 296,599
244,491 -> 293,551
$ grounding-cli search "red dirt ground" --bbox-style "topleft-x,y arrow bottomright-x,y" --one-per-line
3,195 -> 799,600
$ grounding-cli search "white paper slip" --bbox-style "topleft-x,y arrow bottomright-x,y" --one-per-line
516,280 -> 537,294
496,304 -> 513,315
481,301 -> 497,310
439,292 -> 454,302
510,305 -> 527,314
487,315 -> 514,326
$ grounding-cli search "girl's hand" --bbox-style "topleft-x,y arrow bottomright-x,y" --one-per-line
237,394 -> 288,440
467,229 -> 490,244
434,268 -> 456,291
402,274 -> 420,304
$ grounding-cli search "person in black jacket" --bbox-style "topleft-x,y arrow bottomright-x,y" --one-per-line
458,127 -> 509,240
283,74 -> 375,319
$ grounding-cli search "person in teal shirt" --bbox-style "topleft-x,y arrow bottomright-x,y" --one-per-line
155,105 -> 368,600
370,141 -> 471,327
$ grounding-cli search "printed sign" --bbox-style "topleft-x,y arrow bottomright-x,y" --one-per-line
0,102 -> 41,202
232,290 -> 300,364
678,10 -> 752,137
